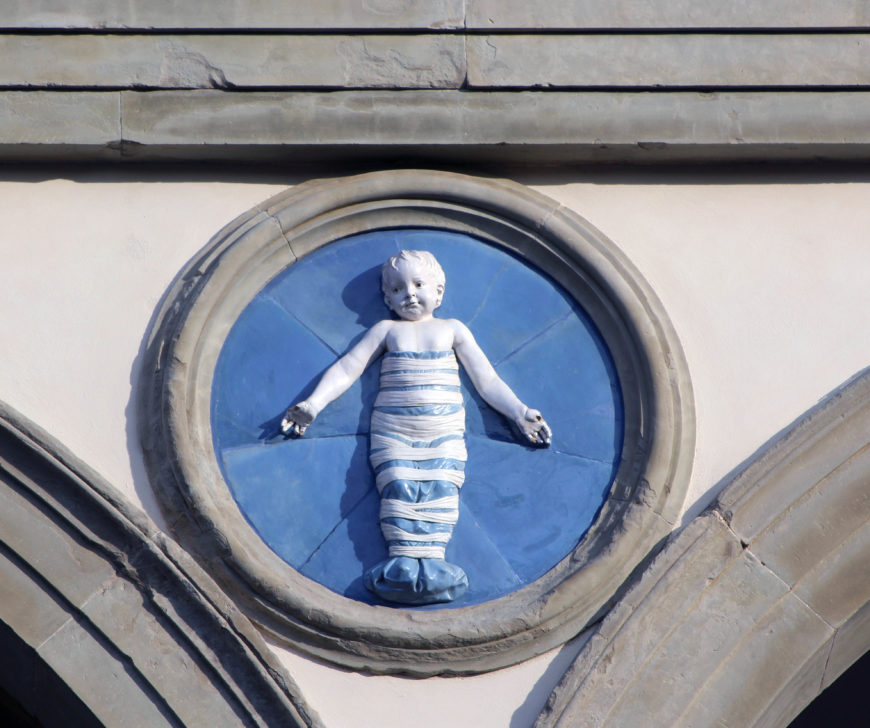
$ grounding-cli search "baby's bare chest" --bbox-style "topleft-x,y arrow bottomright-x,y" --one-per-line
384,319 -> 455,352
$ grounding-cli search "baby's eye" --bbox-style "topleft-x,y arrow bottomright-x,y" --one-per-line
415,282 -> 422,288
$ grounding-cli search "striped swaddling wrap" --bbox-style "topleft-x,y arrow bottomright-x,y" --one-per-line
369,350 -> 467,561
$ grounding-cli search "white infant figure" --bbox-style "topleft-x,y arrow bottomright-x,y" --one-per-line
282,250 -> 550,604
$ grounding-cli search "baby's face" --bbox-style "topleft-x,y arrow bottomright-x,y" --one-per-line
383,259 -> 443,321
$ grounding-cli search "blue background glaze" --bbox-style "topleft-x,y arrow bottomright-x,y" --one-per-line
211,229 -> 624,608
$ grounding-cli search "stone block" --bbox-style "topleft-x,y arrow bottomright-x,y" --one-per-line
748,441 -> 870,590
723,392 -> 870,543
753,640 -> 833,728
467,34 -> 870,88
601,550 -> 790,727
37,612 -> 176,728
0,35 -> 465,89
0,550 -> 71,648
3,0 -> 464,30
120,89 -> 870,151
0,91 -> 120,144
674,593 -> 833,728
121,90 -> 473,146
466,0 -> 870,29
824,600 -> 870,689
0,477 -> 116,608
551,514 -> 743,725
79,576 -> 246,727
6,88 -> 870,162
792,519 -> 870,628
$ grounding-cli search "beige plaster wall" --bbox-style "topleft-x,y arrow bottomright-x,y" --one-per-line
531,175 -> 870,523
0,170 -> 868,727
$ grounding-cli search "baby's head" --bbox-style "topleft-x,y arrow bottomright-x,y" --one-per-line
381,250 -> 445,318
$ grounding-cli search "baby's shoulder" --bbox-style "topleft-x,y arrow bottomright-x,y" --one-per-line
370,318 -> 397,333
441,317 -> 472,338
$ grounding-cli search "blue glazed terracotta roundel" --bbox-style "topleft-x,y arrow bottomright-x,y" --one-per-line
211,229 -> 623,608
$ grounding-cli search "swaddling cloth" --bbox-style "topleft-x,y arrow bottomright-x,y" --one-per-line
365,350 -> 469,604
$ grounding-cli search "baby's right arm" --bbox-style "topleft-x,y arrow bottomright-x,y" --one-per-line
281,320 -> 391,437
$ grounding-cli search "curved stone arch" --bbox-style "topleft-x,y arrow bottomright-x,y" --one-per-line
0,403 -> 319,728
139,169 -> 696,675
537,367 -> 870,728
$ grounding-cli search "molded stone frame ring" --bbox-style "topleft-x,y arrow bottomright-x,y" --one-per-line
139,170 -> 695,675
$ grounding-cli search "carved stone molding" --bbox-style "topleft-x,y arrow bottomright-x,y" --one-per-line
139,169 -> 695,675
537,367 -> 870,727
0,402 -> 317,728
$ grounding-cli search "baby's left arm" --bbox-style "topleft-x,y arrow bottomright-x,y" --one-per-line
452,320 -> 551,447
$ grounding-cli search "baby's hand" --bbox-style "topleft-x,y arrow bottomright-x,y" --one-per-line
516,408 -> 551,447
281,401 -> 317,438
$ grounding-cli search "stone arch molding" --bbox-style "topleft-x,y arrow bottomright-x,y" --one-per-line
537,367 -> 870,728
140,170 -> 695,675
0,402 -> 318,728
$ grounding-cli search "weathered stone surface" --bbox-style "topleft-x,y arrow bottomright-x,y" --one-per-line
0,403 -> 319,727
0,476 -> 116,608
37,615 -> 176,728
538,368 -> 870,728
0,91 -> 120,144
3,0 -> 464,30
538,514 -> 742,726
750,440 -> 870,590
721,381 -> 870,543
0,550 -> 71,648
754,640 -> 832,728
673,594 -> 833,728
824,600 -> 870,689
467,0 -> 870,29
0,617 -> 102,728
3,89 -> 870,162
604,553 -> 789,726
79,577 -> 246,728
120,89 -> 870,148
0,35 -> 466,89
468,34 -> 870,88
793,518 -> 870,628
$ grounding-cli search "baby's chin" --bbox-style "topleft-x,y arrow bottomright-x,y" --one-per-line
393,307 -> 433,322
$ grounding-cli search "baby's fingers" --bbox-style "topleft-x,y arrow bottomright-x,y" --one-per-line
539,422 -> 552,445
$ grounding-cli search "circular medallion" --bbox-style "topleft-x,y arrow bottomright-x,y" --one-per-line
211,229 -> 623,608
140,170 -> 694,674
